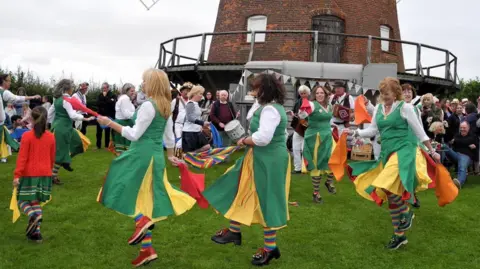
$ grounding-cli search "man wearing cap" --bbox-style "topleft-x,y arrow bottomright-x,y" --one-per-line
329,81 -> 355,134
72,82 -> 89,135
171,83 -> 192,157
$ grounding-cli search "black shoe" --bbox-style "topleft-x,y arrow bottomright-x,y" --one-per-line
398,212 -> 415,232
26,214 -> 42,236
412,194 -> 420,208
291,170 -> 301,174
251,248 -> 281,266
325,180 -> 337,194
62,163 -> 73,172
385,235 -> 408,250
211,228 -> 242,245
52,176 -> 63,185
27,232 -> 43,243
312,193 -> 323,204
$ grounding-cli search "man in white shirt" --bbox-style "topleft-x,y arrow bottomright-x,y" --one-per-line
72,82 -> 89,134
329,81 -> 355,134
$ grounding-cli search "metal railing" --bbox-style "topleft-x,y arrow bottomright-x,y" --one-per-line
156,30 -> 458,84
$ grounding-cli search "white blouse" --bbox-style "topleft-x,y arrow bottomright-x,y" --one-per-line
358,101 -> 429,142
115,94 -> 135,120
47,94 -> 84,123
121,101 -> 175,148
0,88 -> 25,124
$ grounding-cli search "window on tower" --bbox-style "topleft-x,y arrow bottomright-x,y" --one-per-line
380,25 -> 391,52
247,15 -> 267,43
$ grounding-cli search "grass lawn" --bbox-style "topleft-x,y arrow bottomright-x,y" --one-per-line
0,126 -> 479,269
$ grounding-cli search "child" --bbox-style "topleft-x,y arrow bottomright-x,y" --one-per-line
10,115 -> 29,142
13,106 -> 55,243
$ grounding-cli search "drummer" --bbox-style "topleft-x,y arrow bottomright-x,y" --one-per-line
329,81 -> 355,134
210,90 -> 239,147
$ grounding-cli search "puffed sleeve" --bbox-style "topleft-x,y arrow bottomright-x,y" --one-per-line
251,105 -> 281,146
121,101 -> 155,141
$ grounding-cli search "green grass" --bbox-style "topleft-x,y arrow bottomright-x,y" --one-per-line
1,126 -> 479,269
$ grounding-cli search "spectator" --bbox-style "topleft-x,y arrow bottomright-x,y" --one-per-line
209,90 -> 239,146
96,82 -> 117,149
200,91 -> 214,121
42,96 -> 52,111
171,83 -> 191,155
136,86 -> 147,107
420,93 -> 443,139
445,99 -> 460,143
21,103 -> 33,129
182,85 -> 210,153
456,103 -> 465,121
10,115 -> 29,142
72,83 -> 89,135
5,102 -> 16,118
14,87 -> 29,115
463,103 -> 478,135
445,122 -> 478,189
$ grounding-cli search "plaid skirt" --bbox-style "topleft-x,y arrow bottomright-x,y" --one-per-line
17,176 -> 52,202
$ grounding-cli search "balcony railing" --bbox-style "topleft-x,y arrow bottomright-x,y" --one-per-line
156,30 -> 458,85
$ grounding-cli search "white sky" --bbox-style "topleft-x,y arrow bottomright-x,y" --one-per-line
0,0 -> 478,87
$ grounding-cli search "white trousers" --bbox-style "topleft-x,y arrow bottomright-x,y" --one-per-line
373,136 -> 381,160
292,131 -> 304,171
174,123 -> 183,149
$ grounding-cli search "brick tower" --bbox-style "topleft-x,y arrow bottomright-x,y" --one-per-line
208,0 -> 404,70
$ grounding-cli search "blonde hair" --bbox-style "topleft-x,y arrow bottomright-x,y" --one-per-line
142,68 -> 171,118
188,85 -> 205,99
379,77 -> 404,101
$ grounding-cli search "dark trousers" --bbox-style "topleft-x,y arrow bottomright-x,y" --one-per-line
80,121 -> 88,135
96,122 -> 111,149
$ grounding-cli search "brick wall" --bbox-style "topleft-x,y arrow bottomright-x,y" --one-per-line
208,0 -> 404,71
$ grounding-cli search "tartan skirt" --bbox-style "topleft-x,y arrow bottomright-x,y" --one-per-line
17,176 -> 52,202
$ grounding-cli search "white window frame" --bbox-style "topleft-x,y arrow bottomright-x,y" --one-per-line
380,25 -> 390,52
247,15 -> 267,43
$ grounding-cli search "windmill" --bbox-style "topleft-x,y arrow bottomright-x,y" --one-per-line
139,0 -> 161,10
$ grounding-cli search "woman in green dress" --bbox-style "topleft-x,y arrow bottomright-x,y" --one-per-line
47,79 -> 93,185
96,69 -> 196,267
204,73 -> 290,266
299,86 -> 337,203
346,77 -> 444,250
111,83 -> 136,156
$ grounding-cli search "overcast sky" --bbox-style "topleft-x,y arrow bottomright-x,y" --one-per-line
0,0 -> 478,87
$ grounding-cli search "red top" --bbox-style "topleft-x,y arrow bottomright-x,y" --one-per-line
14,130 -> 56,179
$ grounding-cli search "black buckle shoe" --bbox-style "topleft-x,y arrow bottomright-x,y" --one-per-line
211,228 -> 242,246
325,180 -> 337,194
412,194 -> 420,208
312,193 -> 323,204
62,163 -> 74,172
385,235 -> 408,250
52,176 -> 63,185
27,232 -> 43,243
251,248 -> 281,266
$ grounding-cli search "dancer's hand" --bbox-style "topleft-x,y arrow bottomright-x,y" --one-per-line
13,178 -> 19,187
97,116 -> 110,126
168,156 -> 181,166
432,152 -> 441,163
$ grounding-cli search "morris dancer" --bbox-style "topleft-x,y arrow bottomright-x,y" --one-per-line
299,86 -> 337,203
0,74 -> 40,163
204,74 -> 290,266
112,83 -> 136,156
48,79 -> 93,185
12,106 -> 55,243
346,77 -> 443,250
97,69 -> 196,267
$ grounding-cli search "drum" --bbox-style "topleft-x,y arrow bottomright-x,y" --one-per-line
224,120 -> 246,142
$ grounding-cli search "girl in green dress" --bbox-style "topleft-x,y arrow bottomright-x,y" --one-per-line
299,86 -> 337,204
346,77 -> 443,250
96,69 -> 196,267
111,83 -> 136,156
205,74 -> 290,266
47,79 -> 94,185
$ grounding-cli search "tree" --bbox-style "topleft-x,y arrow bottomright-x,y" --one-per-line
456,77 -> 480,102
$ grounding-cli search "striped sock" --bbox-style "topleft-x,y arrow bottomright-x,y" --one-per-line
389,193 -> 410,217
312,177 -> 321,193
52,163 -> 61,177
18,201 -> 35,217
387,194 -> 404,236
263,228 -> 277,251
229,220 -> 241,233
141,230 -> 152,250
30,201 -> 43,218
326,173 -> 334,183
134,213 -> 144,225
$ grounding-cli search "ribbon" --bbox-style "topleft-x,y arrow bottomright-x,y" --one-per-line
183,146 -> 241,169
